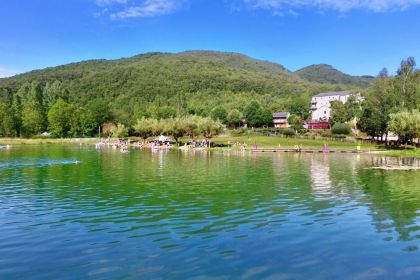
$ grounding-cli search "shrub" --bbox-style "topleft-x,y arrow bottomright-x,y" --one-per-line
320,130 -> 332,138
254,127 -> 274,135
283,128 -> 296,136
331,123 -> 351,135
111,123 -> 129,138
230,128 -> 247,136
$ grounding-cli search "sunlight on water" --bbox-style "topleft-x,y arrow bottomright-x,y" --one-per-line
0,145 -> 420,279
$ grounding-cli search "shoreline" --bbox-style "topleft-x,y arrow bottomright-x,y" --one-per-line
1,137 -> 419,158
0,138 -> 98,145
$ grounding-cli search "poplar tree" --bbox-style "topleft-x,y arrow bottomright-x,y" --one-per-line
21,82 -> 45,136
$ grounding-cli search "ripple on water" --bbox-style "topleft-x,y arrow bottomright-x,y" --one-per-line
1,148 -> 420,279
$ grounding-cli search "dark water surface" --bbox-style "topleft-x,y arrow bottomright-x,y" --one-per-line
1,145 -> 420,279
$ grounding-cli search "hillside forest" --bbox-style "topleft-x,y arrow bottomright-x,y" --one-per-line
0,51 -> 418,141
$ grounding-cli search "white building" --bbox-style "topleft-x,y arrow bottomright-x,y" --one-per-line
311,91 -> 355,121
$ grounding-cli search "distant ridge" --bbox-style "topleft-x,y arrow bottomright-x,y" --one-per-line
295,64 -> 374,88
0,51 -> 370,112
0,51 -> 344,96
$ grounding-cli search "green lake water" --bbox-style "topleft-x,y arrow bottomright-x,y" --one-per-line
1,145 -> 420,279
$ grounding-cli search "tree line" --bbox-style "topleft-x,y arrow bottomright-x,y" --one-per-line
0,81 -> 277,138
0,51 -> 346,134
0,81 -> 110,137
0,56 -> 418,142
329,57 -> 419,143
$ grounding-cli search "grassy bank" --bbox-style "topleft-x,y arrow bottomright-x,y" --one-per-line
2,136 -> 419,158
0,138 -> 98,145
213,135 -> 377,150
213,135 -> 420,157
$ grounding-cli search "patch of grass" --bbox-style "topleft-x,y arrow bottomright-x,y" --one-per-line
3,136 -> 418,158
0,138 -> 97,145
213,135 -> 378,150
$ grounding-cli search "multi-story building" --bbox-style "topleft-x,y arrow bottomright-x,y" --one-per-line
272,112 -> 290,128
311,90 -> 353,121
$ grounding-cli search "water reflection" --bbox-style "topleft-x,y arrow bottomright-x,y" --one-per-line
310,155 -> 332,198
1,146 -> 420,279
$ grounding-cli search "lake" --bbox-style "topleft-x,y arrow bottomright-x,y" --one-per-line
1,145 -> 420,279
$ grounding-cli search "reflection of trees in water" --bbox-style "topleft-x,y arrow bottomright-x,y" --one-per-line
305,154 -> 420,242
362,156 -> 420,168
7,147 -> 420,242
357,165 -> 420,241
13,148 -> 287,233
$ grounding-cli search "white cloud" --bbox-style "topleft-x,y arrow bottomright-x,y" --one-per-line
243,0 -> 420,13
94,0 -> 186,19
111,0 -> 184,18
0,68 -> 19,78
95,0 -> 127,7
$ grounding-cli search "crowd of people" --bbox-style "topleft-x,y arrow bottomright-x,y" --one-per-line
94,136 -> 349,154
95,138 -> 129,153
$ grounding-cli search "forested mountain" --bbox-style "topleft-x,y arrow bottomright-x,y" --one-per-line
295,64 -> 374,87
0,51 -> 417,140
0,51 -> 351,125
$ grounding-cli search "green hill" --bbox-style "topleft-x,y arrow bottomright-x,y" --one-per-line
295,64 -> 374,87
0,51 -> 314,93
0,51 -> 351,125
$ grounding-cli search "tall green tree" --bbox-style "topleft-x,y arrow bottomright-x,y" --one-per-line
11,83 -> 32,136
359,68 -> 397,139
0,101 -> 15,137
396,57 -> 417,109
244,101 -> 272,127
260,108 -> 273,127
82,99 -> 111,135
210,106 -> 228,124
21,82 -> 46,136
330,101 -> 349,124
289,97 -> 310,120
227,109 -> 242,128
244,101 -> 262,127
43,80 -> 68,109
288,114 -> 303,131
330,94 -> 361,125
48,99 -> 76,137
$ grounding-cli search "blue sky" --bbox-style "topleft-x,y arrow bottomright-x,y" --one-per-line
0,0 -> 419,77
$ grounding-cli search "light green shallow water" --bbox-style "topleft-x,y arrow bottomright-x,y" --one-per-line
1,145 -> 420,279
